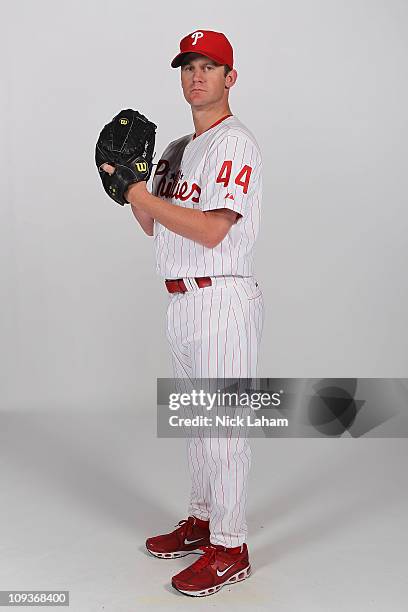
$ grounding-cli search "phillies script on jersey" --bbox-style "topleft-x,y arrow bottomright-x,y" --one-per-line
152,115 -> 262,280
154,163 -> 201,204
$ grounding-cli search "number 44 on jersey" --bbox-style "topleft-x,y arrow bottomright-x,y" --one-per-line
216,161 -> 253,194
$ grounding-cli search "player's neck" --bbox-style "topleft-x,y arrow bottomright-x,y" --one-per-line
192,104 -> 232,138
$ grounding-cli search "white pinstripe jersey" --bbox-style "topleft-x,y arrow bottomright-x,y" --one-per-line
151,115 -> 262,279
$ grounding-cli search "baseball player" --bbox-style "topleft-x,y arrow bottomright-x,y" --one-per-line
101,29 -> 264,597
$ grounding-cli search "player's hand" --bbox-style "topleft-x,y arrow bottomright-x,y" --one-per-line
100,163 -> 147,204
101,163 -> 115,175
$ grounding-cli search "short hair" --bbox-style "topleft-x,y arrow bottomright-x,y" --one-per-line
180,52 -> 232,77
223,64 -> 232,76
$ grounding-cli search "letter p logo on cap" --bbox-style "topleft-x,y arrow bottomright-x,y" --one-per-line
191,31 -> 204,46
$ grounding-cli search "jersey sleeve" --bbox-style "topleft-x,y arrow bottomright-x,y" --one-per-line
199,131 -> 262,217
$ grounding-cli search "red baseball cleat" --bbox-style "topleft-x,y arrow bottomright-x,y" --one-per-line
171,543 -> 251,597
145,516 -> 210,559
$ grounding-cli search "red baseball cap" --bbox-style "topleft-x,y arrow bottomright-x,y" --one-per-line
171,30 -> 234,69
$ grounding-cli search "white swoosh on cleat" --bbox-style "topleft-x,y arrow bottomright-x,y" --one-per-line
184,537 -> 205,545
216,561 -> 239,577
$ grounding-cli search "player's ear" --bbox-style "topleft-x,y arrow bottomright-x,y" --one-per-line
225,69 -> 238,90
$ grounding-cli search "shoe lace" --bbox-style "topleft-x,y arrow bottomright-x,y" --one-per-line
174,518 -> 194,538
189,545 -> 217,573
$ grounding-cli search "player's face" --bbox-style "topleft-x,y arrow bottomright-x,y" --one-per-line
181,57 -> 228,109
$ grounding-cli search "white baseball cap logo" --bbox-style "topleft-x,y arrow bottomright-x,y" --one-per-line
191,31 -> 204,46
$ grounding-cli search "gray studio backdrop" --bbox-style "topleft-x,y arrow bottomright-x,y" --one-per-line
1,0 -> 407,413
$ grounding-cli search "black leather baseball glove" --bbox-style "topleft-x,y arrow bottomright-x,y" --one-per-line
95,109 -> 157,205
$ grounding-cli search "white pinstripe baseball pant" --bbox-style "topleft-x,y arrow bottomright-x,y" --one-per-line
165,275 -> 264,547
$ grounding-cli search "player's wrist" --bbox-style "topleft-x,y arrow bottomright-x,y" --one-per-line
125,181 -> 148,206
